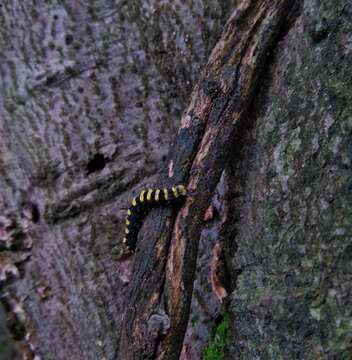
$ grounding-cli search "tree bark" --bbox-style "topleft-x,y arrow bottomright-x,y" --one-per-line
1,0 -> 351,359
0,1 -> 234,359
119,1 -> 298,359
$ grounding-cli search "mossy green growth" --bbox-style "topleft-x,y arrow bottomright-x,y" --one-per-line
203,313 -> 230,360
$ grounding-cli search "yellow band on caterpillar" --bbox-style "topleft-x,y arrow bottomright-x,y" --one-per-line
172,186 -> 178,198
132,197 -> 137,206
147,189 -> 153,201
163,188 -> 168,200
139,190 -> 146,202
155,189 -> 161,201
126,219 -> 130,225
125,228 -> 129,234
127,209 -> 132,216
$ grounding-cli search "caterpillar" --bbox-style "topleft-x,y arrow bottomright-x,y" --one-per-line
123,184 -> 187,253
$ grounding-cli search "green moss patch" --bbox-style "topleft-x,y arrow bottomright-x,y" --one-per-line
203,313 -> 230,360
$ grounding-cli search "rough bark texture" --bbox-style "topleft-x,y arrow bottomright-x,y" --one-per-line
120,1 -> 299,359
0,0 -> 351,360
226,1 -> 352,358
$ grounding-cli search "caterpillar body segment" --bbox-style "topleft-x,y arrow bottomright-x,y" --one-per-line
123,184 -> 187,252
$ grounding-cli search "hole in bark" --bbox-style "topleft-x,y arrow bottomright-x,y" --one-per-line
65,34 -> 73,45
86,153 -> 107,174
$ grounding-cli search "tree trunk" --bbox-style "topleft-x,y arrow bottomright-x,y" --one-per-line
1,0 -> 351,359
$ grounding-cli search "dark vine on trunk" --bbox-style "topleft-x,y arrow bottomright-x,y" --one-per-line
119,1 -> 299,358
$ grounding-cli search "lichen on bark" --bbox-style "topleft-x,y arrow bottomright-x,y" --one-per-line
226,1 -> 352,358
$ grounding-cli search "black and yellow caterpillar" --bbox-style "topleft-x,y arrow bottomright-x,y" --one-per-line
123,184 -> 187,253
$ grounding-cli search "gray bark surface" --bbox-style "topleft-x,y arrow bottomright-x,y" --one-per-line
0,0 -> 351,359
0,1 -> 234,359
226,1 -> 352,358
